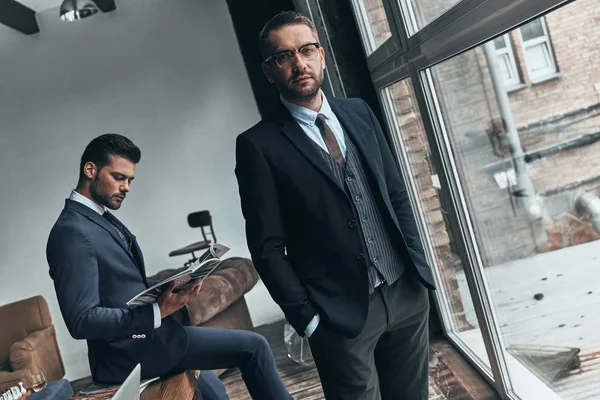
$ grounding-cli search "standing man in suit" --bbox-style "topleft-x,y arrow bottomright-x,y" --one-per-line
47,134 -> 292,400
235,11 -> 436,400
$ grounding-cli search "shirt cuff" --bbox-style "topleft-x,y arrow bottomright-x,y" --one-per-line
305,314 -> 320,337
152,303 -> 162,329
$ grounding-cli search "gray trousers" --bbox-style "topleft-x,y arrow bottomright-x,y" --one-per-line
308,271 -> 430,400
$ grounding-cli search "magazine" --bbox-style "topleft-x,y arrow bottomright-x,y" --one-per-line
127,243 -> 230,306
70,377 -> 159,399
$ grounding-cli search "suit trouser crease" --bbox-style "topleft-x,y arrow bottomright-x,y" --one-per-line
173,326 -> 290,400
308,273 -> 429,400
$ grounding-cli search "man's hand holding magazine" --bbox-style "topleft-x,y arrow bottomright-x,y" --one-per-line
157,278 -> 202,318
127,243 -> 230,306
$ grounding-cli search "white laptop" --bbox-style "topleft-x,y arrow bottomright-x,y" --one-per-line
112,364 -> 141,400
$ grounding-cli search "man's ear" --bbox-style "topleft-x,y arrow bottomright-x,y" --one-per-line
262,62 -> 275,84
83,161 -> 97,180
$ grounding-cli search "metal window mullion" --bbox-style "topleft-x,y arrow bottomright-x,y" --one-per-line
406,0 -> 492,47
383,0 -> 411,50
362,0 -> 405,71
350,0 -> 378,55
370,55 -> 410,89
293,0 -> 347,98
377,78 -> 458,338
409,63 -> 516,398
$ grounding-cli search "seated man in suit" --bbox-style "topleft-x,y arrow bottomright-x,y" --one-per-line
47,134 -> 291,400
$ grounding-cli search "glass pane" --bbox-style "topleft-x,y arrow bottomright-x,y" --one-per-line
382,79 -> 492,371
400,0 -> 461,35
498,54 -> 512,81
352,0 -> 392,54
525,44 -> 552,74
520,18 -> 545,42
426,1 -> 600,398
493,36 -> 507,49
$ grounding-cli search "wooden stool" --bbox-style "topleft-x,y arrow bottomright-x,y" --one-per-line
70,370 -> 202,400
141,371 -> 202,400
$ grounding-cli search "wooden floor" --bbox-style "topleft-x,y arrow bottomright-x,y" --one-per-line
220,320 -> 499,400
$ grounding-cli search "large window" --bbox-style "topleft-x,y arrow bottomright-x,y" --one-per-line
426,11 -> 600,393
349,0 -> 600,398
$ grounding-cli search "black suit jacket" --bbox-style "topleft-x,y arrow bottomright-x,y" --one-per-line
47,200 -> 188,383
235,97 -> 435,339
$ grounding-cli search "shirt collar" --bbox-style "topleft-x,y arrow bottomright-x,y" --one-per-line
69,189 -> 106,215
280,91 -> 336,126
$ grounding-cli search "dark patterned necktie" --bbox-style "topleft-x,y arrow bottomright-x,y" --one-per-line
103,211 -> 132,251
316,113 -> 345,167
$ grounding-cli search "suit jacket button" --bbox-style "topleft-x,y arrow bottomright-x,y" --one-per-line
348,220 -> 357,228
132,335 -> 137,339
357,253 -> 365,260
141,334 -> 146,339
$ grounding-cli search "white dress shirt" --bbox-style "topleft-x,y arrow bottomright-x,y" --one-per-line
280,92 -> 348,338
69,190 -> 162,329
281,91 -> 347,159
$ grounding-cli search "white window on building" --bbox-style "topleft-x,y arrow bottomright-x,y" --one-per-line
493,34 -> 521,88
518,17 -> 558,82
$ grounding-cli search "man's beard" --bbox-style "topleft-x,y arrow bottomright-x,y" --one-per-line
280,69 -> 324,103
90,176 -> 121,210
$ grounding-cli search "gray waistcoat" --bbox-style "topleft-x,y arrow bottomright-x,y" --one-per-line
311,131 -> 405,293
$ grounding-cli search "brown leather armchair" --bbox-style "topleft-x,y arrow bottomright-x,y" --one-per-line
0,296 -> 65,391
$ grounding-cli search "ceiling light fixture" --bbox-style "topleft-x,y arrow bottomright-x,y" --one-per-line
59,0 -> 100,21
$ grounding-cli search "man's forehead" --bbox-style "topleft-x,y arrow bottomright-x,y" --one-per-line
268,24 -> 317,50
105,155 -> 136,175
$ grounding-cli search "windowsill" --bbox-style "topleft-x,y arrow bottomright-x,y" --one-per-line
506,83 -> 529,94
530,72 -> 563,85
453,329 -> 563,400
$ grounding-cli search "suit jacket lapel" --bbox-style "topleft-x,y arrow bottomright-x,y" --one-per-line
106,211 -> 148,284
329,98 -> 386,189
130,235 -> 148,286
65,200 -> 147,282
280,114 -> 346,192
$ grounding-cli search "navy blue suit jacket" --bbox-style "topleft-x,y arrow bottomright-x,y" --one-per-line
47,199 -> 188,383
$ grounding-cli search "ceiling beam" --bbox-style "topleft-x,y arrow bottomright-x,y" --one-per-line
0,0 -> 39,35
95,0 -> 116,13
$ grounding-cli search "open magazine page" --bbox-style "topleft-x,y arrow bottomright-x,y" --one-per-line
126,243 -> 229,306
72,377 -> 159,399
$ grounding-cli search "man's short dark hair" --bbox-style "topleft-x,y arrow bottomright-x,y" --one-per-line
78,134 -> 141,182
259,11 -> 318,60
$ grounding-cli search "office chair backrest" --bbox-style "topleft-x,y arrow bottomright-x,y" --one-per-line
187,210 -> 217,243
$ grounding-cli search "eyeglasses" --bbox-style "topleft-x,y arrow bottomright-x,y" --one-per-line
265,42 -> 321,68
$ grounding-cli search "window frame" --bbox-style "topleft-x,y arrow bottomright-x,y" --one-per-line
337,0 -> 576,398
493,33 -> 522,88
